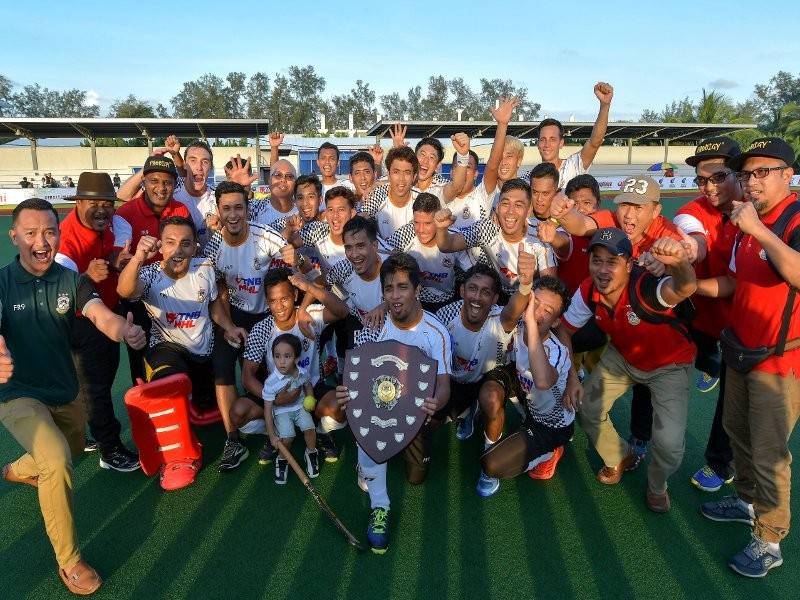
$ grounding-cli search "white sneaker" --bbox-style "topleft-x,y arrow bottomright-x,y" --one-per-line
239,419 -> 266,435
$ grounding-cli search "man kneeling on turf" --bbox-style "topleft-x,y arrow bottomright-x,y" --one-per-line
117,216 -> 247,468
481,277 -> 574,483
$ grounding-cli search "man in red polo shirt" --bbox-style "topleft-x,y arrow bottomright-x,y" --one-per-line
55,172 -> 140,472
557,227 -> 697,513
113,155 -> 190,381
550,175 -> 688,463
673,137 -> 743,492
698,137 -> 800,578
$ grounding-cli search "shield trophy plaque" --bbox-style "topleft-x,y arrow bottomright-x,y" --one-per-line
344,340 -> 438,464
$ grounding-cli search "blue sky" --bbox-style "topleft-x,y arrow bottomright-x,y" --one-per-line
2,0 -> 799,122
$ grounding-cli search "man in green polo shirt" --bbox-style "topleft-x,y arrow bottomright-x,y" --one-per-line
0,198 -> 146,596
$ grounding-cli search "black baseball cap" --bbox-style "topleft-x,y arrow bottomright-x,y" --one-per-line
727,137 -> 797,172
142,155 -> 178,178
588,227 -> 633,258
685,136 -> 740,167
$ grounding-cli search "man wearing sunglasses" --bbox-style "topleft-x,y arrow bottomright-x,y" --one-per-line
672,137 -> 742,494
251,160 -> 298,227
696,137 -> 799,578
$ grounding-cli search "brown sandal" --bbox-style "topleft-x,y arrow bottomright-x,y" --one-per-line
2,463 -> 38,488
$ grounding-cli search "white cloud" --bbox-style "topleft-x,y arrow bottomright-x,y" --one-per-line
708,79 -> 739,89
84,89 -> 100,107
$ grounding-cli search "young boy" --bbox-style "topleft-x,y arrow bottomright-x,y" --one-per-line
263,333 -> 319,483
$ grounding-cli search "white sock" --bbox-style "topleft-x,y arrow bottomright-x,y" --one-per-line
767,541 -> 781,553
484,433 -> 500,450
525,451 -> 554,472
357,445 -> 390,509
319,416 -> 346,433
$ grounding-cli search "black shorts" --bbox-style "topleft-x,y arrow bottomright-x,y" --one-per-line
481,419 -> 574,479
144,342 -> 215,407
444,363 -> 520,419
571,315 -> 607,354
212,306 -> 266,385
245,378 -> 335,409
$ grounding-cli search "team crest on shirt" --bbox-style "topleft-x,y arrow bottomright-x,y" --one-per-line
197,288 -> 207,302
56,292 -> 70,315
626,306 -> 641,326
302,337 -> 311,351
442,256 -> 454,268
462,206 -> 471,220
759,248 -> 767,260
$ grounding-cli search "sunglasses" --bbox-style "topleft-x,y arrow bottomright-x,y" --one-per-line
693,172 -> 733,186
736,166 -> 789,182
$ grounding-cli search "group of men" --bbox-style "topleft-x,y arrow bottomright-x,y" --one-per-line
1,80 -> 799,594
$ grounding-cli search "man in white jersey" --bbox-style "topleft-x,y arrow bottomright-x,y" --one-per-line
173,140 -> 217,247
525,82 -> 614,187
386,193 -> 471,312
348,151 -> 379,202
481,277 -> 574,486
446,97 -> 518,233
228,268 -> 349,463
435,261 -> 535,497
117,216 -> 249,464
435,179 -> 557,300
360,135 -> 470,241
250,159 -> 298,226
527,162 -> 571,254
201,181 -> 298,470
317,142 -> 357,202
334,253 -> 452,554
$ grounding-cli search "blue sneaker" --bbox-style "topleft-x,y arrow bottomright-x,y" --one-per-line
476,471 -> 500,498
696,372 -> 720,393
691,465 -> 733,492
728,535 -> 783,578
700,494 -> 754,524
367,507 -> 390,554
627,436 -> 647,470
456,402 -> 477,441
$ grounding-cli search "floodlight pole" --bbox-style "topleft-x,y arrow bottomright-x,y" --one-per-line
664,138 -> 670,163
627,138 -> 633,165
255,134 -> 261,169
30,137 -> 38,171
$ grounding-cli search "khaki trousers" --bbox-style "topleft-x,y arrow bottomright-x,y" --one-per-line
578,345 -> 690,494
724,367 -> 800,543
0,396 -> 86,569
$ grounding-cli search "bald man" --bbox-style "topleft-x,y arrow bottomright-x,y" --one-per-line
251,160 -> 298,226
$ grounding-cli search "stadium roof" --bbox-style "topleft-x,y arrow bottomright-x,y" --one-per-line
0,118 -> 269,140
366,120 -> 757,142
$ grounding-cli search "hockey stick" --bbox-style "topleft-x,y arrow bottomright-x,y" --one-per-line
274,440 -> 365,552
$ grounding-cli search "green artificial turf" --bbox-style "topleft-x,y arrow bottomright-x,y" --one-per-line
1,203 -> 798,599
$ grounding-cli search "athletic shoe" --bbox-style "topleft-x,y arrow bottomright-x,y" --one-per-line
83,438 -> 99,453
99,446 -> 141,472
275,457 -> 289,485
258,441 -> 277,465
367,507 -> 390,554
305,449 -> 320,479
627,436 -> 647,468
455,401 -> 478,441
318,433 -> 339,463
528,446 -> 565,480
691,465 -> 733,492
728,535 -> 783,578
700,495 -> 754,525
476,471 -> 500,498
696,371 -> 720,393
646,488 -> 671,513
219,439 -> 249,472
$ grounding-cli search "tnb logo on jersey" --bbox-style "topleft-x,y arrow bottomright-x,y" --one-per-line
166,310 -> 201,328
454,355 -> 479,373
298,355 -> 311,369
421,271 -> 448,284
498,265 -> 518,281
235,275 -> 262,294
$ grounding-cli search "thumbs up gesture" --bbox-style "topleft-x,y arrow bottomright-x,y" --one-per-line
517,242 -> 536,285
122,312 -> 146,350
0,335 -> 14,384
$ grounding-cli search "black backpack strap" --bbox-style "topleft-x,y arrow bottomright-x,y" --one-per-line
627,267 -> 694,343
765,201 -> 800,275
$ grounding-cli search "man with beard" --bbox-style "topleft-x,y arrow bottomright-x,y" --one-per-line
117,217 -> 248,473
386,193 -> 472,312
361,135 -> 470,241
435,259 -> 535,497
526,82 -> 613,187
113,155 -> 191,382
250,160 -> 298,227
697,138 -> 800,578
229,268 -> 348,467
556,228 -> 697,513
0,198 -> 146,595
202,181 -> 297,471
673,137 -> 742,493
173,140 -> 217,247
435,178 -> 556,300
550,175 -> 688,462
334,253 -> 452,554
55,172 -> 140,472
